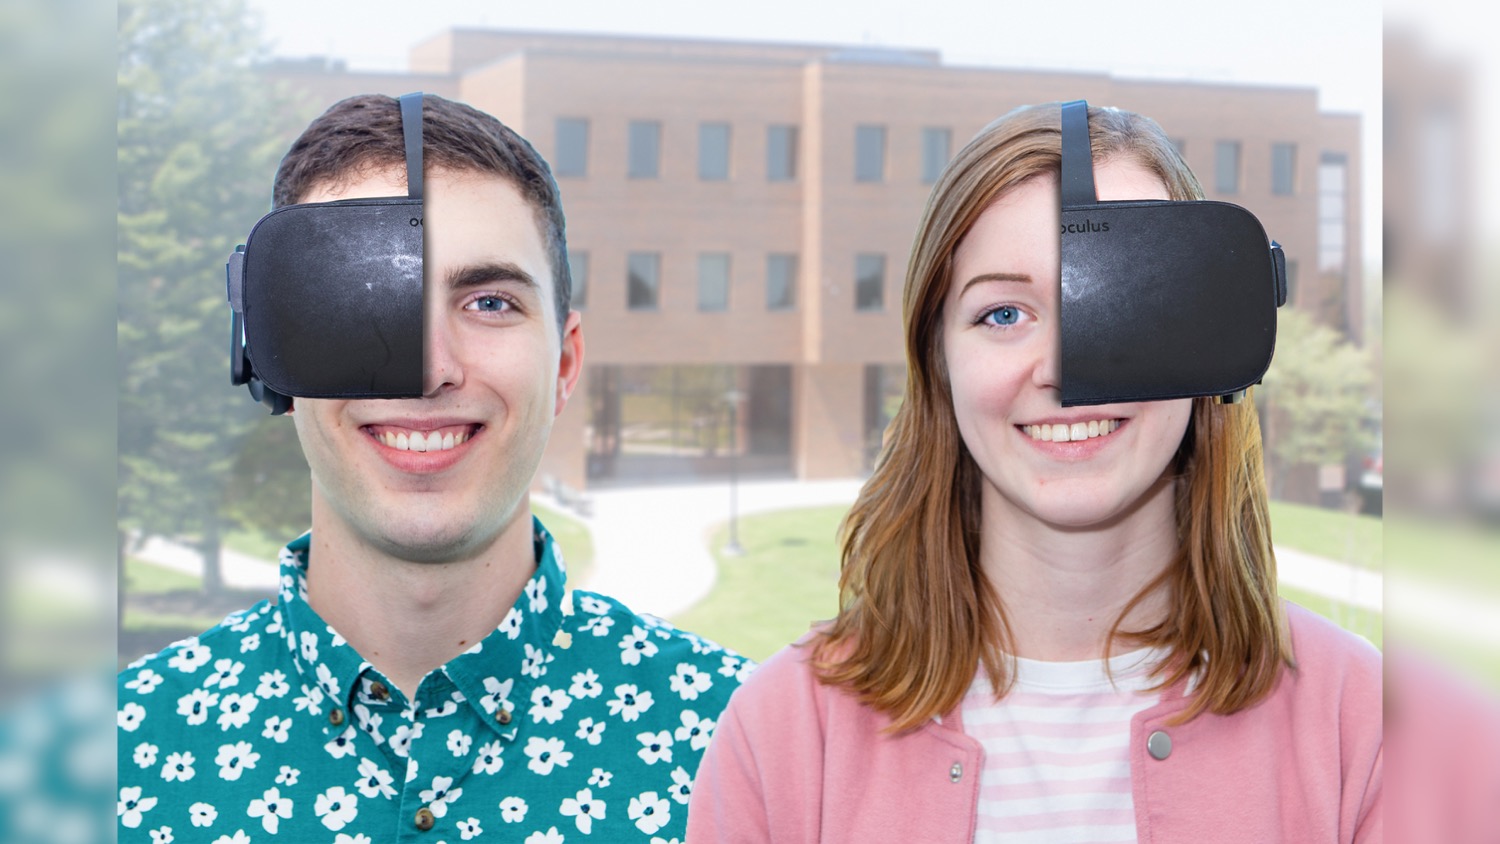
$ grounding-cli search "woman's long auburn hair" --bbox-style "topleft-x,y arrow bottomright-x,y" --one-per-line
811,103 -> 1292,733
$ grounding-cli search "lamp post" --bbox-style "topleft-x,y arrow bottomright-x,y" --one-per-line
722,388 -> 745,557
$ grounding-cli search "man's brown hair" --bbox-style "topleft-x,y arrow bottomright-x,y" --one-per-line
273,94 -> 571,331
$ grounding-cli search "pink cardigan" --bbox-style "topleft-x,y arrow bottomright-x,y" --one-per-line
687,603 -> 1382,843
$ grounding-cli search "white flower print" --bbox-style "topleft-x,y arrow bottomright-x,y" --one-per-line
619,626 -> 659,665
299,631 -> 319,663
215,692 -> 258,730
607,684 -> 654,722
239,632 -> 260,653
292,683 -> 325,716
275,764 -> 300,786
406,756 -> 420,783
523,735 -> 573,776
521,642 -> 553,679
314,785 -> 359,831
388,721 -> 424,758
160,751 -> 195,783
118,702 -> 145,732
525,575 -> 548,613
325,725 -> 358,759
667,766 -> 693,804
529,685 -> 572,724
418,775 -> 463,818
209,831 -> 250,844
246,786 -> 293,834
559,786 -> 607,834
149,826 -> 173,844
629,791 -> 671,835
177,688 -> 219,726
353,703 -> 384,744
589,767 -> 612,788
189,802 -> 217,827
524,828 -> 565,844
636,730 -> 674,765
202,658 -> 243,690
458,816 -> 484,840
674,710 -> 715,752
261,714 -> 291,743
315,662 -> 341,700
578,594 -> 611,615
479,676 -> 514,716
266,608 -> 284,635
568,668 -> 603,699
226,609 -> 255,632
498,795 -> 528,823
472,739 -> 504,776
582,615 -> 615,638
334,835 -> 373,844
167,641 -> 210,674
447,729 -> 472,758
118,786 -> 157,828
498,606 -> 523,639
575,716 -> 606,746
214,741 -> 260,781
125,668 -> 163,695
668,662 -> 712,701
354,757 -> 397,799
425,693 -> 461,718
255,669 -> 289,699
132,742 -> 158,768
717,654 -> 744,677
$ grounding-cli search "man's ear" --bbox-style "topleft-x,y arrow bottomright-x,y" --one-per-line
555,309 -> 584,417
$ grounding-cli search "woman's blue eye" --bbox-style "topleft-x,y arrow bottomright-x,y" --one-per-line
985,306 -> 1020,326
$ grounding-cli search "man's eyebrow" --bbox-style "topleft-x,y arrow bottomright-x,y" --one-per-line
960,272 -> 1032,295
444,261 -> 539,292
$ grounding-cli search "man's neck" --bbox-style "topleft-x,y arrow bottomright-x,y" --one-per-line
302,489 -> 539,698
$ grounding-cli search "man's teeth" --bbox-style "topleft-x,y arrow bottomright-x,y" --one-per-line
1023,420 -> 1121,443
380,429 -> 470,452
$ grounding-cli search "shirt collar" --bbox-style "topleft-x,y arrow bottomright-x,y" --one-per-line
277,516 -> 568,740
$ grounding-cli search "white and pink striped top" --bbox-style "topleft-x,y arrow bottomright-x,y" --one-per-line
961,647 -> 1169,844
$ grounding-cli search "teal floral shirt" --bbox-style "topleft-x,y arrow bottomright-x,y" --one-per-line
117,519 -> 755,844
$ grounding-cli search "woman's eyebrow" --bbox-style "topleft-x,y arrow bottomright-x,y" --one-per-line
961,272 -> 1032,296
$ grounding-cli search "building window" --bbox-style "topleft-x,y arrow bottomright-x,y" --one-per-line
1318,152 -> 1347,273
627,252 -> 660,310
699,122 -> 731,181
767,124 -> 798,181
555,118 -> 589,178
1214,140 -> 1240,195
628,120 -> 661,179
921,127 -> 951,184
567,250 -> 589,310
855,125 -> 886,182
766,253 -> 797,310
697,253 -> 730,312
855,253 -> 885,311
1272,143 -> 1297,195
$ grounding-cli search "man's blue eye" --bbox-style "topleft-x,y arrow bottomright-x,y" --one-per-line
985,306 -> 1020,326
471,296 -> 508,312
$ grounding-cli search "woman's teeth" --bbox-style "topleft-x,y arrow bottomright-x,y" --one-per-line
1022,419 -> 1120,443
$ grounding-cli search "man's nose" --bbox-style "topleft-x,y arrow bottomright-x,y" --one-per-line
423,305 -> 462,397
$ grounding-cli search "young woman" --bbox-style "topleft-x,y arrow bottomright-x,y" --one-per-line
686,104 -> 1381,843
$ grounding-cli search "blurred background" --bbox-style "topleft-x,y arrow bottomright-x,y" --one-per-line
19,0 -> 1500,839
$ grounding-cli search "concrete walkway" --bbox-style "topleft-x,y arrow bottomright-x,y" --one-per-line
135,479 -> 1386,625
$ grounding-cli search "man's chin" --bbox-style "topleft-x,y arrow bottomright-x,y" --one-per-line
368,521 -> 487,565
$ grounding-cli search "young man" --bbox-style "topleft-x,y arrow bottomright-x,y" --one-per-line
118,94 -> 753,843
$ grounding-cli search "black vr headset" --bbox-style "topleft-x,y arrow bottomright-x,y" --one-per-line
226,92 -> 427,415
1058,99 -> 1287,406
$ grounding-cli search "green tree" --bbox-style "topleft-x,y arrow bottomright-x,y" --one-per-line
117,0 -> 312,592
1258,308 -> 1376,499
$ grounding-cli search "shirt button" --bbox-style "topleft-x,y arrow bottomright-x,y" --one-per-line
949,762 -> 963,783
1147,730 -> 1172,760
496,708 -> 512,726
328,707 -> 345,727
414,806 -> 435,830
370,681 -> 390,701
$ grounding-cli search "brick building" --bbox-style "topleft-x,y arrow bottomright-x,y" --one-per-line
266,28 -> 1363,490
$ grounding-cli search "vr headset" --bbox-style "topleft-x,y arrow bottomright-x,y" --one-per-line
226,92 -> 427,415
1058,99 -> 1287,406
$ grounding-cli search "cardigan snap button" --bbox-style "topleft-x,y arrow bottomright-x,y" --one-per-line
1147,730 -> 1172,760
949,762 -> 963,783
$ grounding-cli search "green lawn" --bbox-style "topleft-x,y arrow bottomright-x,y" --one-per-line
533,502 -> 595,588
1267,500 -> 1382,571
673,503 -> 1383,664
